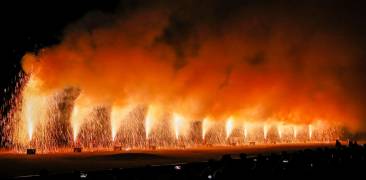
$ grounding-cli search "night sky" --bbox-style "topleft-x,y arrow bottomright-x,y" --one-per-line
2,0 -> 366,145
0,0 -> 120,95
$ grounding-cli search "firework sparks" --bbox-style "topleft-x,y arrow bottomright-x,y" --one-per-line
4,63 -> 344,152
243,123 -> 248,140
263,124 -> 269,140
5,1 -> 365,153
293,126 -> 297,139
309,124 -> 313,140
145,105 -> 155,139
277,124 -> 283,139
202,118 -> 211,140
70,98 -> 91,143
21,76 -> 49,143
111,105 -> 133,141
225,117 -> 234,139
173,113 -> 184,140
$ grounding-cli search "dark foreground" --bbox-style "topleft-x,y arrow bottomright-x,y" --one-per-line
1,142 -> 366,179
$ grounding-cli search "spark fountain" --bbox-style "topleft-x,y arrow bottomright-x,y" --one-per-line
225,117 -> 234,139
4,74 -> 343,153
263,124 -> 269,142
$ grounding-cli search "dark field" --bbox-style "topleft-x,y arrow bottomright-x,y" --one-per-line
0,143 -> 334,178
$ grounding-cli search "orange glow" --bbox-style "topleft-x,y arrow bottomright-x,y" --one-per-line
27,123 -> 33,141
277,124 -> 283,139
71,106 -> 79,142
173,113 -> 184,140
72,127 -> 78,143
293,126 -> 297,139
263,124 -> 268,140
21,76 -> 49,143
111,105 -> 133,141
309,124 -> 313,140
6,6 -> 360,152
145,105 -> 155,139
70,97 -> 92,143
10,76 -> 343,151
225,117 -> 234,139
202,118 -> 211,140
243,124 -> 248,139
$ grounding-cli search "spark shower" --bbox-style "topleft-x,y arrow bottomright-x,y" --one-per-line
5,74 -> 342,152
3,1 -> 365,152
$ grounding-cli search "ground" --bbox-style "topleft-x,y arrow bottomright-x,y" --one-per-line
0,143 -> 334,178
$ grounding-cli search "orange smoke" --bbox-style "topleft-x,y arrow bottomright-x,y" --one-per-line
19,3 -> 366,133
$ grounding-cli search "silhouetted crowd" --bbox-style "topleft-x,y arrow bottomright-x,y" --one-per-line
13,141 -> 366,180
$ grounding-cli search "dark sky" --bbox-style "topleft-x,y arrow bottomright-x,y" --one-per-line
0,0 -> 121,109
1,0 -> 366,137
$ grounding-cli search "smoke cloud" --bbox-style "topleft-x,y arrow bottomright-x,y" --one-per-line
21,1 -> 366,131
